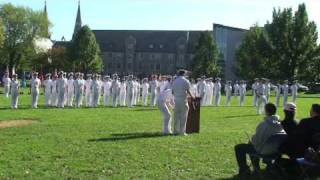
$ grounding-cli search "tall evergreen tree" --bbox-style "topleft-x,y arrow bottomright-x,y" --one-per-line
191,31 -> 221,78
70,25 -> 103,73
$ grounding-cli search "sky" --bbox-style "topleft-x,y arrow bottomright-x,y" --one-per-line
0,0 -> 319,41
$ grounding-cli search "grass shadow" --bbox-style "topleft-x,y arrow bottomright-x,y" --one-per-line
134,108 -> 159,111
88,132 -> 169,142
224,114 -> 259,119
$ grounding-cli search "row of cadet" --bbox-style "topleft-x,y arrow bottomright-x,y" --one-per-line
1,71 -> 305,109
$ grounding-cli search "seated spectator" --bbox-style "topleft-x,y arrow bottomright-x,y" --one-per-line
281,103 -> 298,136
234,103 -> 286,177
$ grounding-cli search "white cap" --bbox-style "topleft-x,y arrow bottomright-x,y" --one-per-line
284,102 -> 297,112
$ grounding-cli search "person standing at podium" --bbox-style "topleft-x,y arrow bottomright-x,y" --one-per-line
172,70 -> 194,136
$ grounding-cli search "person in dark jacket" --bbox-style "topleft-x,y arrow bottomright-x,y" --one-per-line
281,103 -> 298,136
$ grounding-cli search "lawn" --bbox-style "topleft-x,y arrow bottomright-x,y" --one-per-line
0,90 -> 319,180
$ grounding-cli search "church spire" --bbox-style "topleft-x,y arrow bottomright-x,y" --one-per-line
73,0 -> 82,38
44,1 -> 47,15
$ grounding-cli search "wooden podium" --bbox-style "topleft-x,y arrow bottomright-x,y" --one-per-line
186,97 -> 201,134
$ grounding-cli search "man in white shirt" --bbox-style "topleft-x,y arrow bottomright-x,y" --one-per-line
256,78 -> 267,114
150,75 -> 159,107
67,73 -> 75,107
158,88 -> 175,135
252,78 -> 259,107
74,73 -> 85,108
282,80 -> 289,107
239,80 -> 247,107
2,72 -> 11,98
85,74 -> 93,107
225,81 -> 233,106
172,70 -> 194,135
111,74 -> 120,108
51,74 -> 58,107
214,78 -> 222,106
11,74 -> 20,109
43,73 -> 52,107
197,76 -> 206,106
127,75 -> 135,107
31,72 -> 41,109
141,78 -> 149,106
91,74 -> 102,107
102,76 -> 112,106
291,80 -> 299,103
57,71 -> 67,108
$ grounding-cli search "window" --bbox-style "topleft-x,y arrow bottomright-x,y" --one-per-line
156,64 -> 160,70
159,44 -> 164,49
108,63 -> 112,69
150,64 -> 154,70
149,44 -> 154,49
127,63 -> 132,69
138,63 -> 142,69
108,53 -> 112,58
117,63 -> 121,69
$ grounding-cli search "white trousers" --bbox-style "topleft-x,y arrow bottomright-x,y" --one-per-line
104,93 -> 111,106
11,91 -> 19,109
253,93 -> 258,107
128,92 -> 134,107
86,92 -> 92,107
4,85 -> 10,98
225,93 -> 232,106
214,93 -> 221,106
75,92 -> 83,108
158,101 -> 172,134
257,95 -> 267,114
292,93 -> 297,104
174,98 -> 189,135
112,92 -> 119,107
31,89 -> 39,109
45,92 -> 51,106
67,92 -> 74,107
150,91 -> 157,107
51,92 -> 58,107
58,91 -> 65,108
239,94 -> 245,107
283,95 -> 288,107
92,91 -> 100,107
142,92 -> 148,106
276,95 -> 280,107
119,91 -> 126,106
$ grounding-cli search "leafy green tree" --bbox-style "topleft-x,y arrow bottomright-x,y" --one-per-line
70,25 -> 103,73
0,18 -> 4,48
0,3 -> 51,72
192,31 -> 220,78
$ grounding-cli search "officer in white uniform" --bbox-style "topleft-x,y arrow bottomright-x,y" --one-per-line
150,75 -> 159,107
119,78 -> 127,106
141,78 -> 149,106
10,74 -> 20,109
74,73 -> 85,108
126,75 -> 135,107
43,73 -> 52,106
239,80 -> 247,107
67,73 -> 75,107
233,81 -> 240,97
57,71 -> 67,108
256,78 -> 267,114
252,78 -> 259,106
2,72 -> 11,98
214,78 -> 222,106
291,80 -> 299,103
31,72 -> 41,109
158,88 -> 175,135
225,81 -> 233,106
265,79 -> 271,103
51,74 -> 58,107
274,82 -> 282,107
190,79 -> 198,98
102,76 -> 112,106
91,74 -> 102,107
282,80 -> 289,107
172,70 -> 193,135
111,74 -> 120,107
197,76 -> 206,106
85,74 -> 93,107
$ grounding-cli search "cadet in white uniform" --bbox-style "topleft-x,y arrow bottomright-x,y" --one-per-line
265,79 -> 271,103
197,76 -> 206,106
150,75 -> 159,107
239,80 -> 247,107
141,78 -> 149,106
275,83 -> 281,107
190,79 -> 198,98
214,78 -> 222,106
225,81 -> 233,106
135,79 -> 141,104
43,73 -> 52,106
67,73 -> 75,107
172,70 -> 193,135
57,71 -> 67,108
102,76 -> 112,106
282,80 -> 289,107
127,75 -> 135,107
119,78 -> 127,106
252,78 -> 259,106
111,74 -> 120,107
291,80 -> 299,103
10,74 -> 19,109
233,81 -> 240,97
91,74 -> 102,107
2,72 -> 11,98
51,74 -> 58,107
158,88 -> 175,135
84,74 -> 93,107
31,72 -> 41,109
256,78 -> 267,114
74,73 -> 85,108
133,78 -> 139,105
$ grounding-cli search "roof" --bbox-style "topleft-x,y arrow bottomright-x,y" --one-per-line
213,23 -> 248,32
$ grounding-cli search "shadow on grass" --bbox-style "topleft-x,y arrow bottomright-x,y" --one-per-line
88,132 -> 169,142
134,108 -> 159,111
224,114 -> 259,119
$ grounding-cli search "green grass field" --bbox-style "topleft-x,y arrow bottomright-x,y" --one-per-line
0,89 -> 319,179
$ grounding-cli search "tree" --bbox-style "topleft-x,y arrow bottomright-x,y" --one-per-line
236,25 -> 271,80
0,18 -> 4,48
191,31 -> 221,78
0,3 -> 51,72
70,25 -> 103,73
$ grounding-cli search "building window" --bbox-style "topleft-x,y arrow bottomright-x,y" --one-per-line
127,63 -> 132,69
149,44 -> 154,49
150,64 -> 154,70
108,53 -> 112,58
156,64 -> 160,70
108,63 -> 112,69
159,44 -> 164,49
138,63 -> 142,69
117,63 -> 121,69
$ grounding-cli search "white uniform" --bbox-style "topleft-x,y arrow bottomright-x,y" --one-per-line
31,77 -> 41,109
141,82 -> 149,106
150,80 -> 159,107
190,83 -> 198,97
127,80 -> 134,107
43,79 -> 52,106
67,79 -> 75,107
92,79 -> 102,107
172,76 -> 191,135
233,83 -> 240,97
158,89 -> 175,134
85,79 -> 93,107
214,81 -> 221,106
136,81 -> 141,104
275,85 -> 281,107
57,78 -> 67,108
51,80 -> 58,107
11,79 -> 19,109
103,80 -> 111,106
133,80 -> 139,105
111,79 -> 120,107
282,84 -> 289,107
291,84 -> 298,103
2,76 -> 11,98
265,83 -> 271,103
225,84 -> 232,106
256,83 -> 267,114
252,82 -> 259,106
119,82 -> 127,106
239,83 -> 246,107
197,80 -> 206,106
74,78 -> 85,108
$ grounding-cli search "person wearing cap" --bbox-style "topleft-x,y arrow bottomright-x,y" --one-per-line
224,81 -> 233,106
102,76 -> 112,106
282,80 -> 289,107
150,75 -> 159,107
233,81 -> 240,97
10,74 -> 20,109
252,78 -> 259,107
127,75 -> 135,107
202,79 -> 209,106
189,79 -> 197,98
133,78 -> 140,105
274,82 -> 282,107
119,78 -> 127,107
67,73 -> 75,107
197,76 -> 206,106
74,73 -> 85,108
290,80 -> 299,104
51,74 -> 58,107
265,79 -> 272,103
214,78 -> 222,106
239,80 -> 247,107
31,72 -> 41,108
172,70 -> 194,135
281,103 -> 298,136
2,72 -> 11,98
256,78 -> 267,114
158,88 -> 175,135
141,78 -> 149,106
43,73 -> 52,106
57,71 -> 67,108
84,74 -> 93,107
111,74 -> 120,107
91,74 -> 102,107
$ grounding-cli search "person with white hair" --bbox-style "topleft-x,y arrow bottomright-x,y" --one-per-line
91,74 -> 102,107
239,80 -> 247,107
119,78 -> 127,107
43,73 -> 52,106
158,88 -> 175,135
85,74 -> 93,107
57,71 -> 67,108
102,75 -> 112,106
10,74 -> 20,109
2,72 -> 11,98
282,80 -> 289,107
150,75 -> 159,107
141,78 -> 149,106
214,78 -> 222,106
111,74 -> 120,107
51,74 -> 58,107
67,73 -> 75,107
74,73 -> 85,108
31,72 -> 41,109
225,81 -> 233,106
